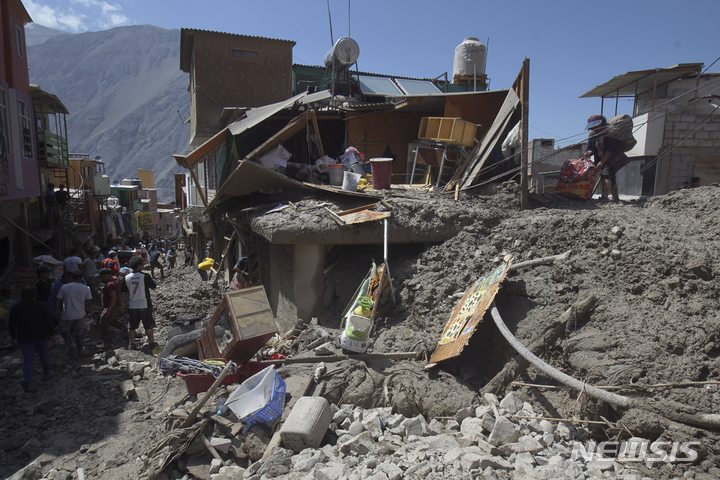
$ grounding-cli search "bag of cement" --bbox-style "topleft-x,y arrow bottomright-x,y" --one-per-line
606,115 -> 637,152
225,365 -> 286,432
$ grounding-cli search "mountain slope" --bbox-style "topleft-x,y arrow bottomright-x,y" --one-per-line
25,24 -> 67,46
28,25 -> 189,201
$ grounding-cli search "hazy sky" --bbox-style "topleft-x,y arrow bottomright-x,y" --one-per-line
24,0 -> 720,141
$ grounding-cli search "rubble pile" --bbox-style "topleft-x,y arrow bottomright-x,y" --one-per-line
2,186 -> 720,480
238,393 -> 666,480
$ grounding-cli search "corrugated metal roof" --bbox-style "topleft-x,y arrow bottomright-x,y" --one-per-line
227,90 -> 331,136
580,63 -> 703,98
181,28 -> 295,71
292,64 -> 437,82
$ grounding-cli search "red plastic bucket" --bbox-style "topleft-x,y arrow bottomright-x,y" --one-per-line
370,158 -> 393,190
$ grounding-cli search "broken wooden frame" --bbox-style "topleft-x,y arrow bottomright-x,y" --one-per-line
325,200 -> 392,226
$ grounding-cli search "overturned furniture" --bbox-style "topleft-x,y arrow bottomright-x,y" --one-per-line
197,286 -> 278,363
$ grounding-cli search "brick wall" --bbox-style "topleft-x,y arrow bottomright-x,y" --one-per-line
636,75 -> 720,193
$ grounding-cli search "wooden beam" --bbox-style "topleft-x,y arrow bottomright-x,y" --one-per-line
519,58 -> 530,210
183,128 -> 229,168
309,110 -> 324,158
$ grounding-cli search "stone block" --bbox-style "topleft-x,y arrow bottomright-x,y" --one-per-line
279,396 -> 332,453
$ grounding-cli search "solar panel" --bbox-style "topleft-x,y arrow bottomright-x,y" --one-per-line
357,75 -> 404,96
395,78 -> 442,95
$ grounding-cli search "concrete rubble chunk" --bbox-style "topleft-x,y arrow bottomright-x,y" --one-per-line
474,405 -> 491,419
555,422 -> 573,441
460,417 -> 484,441
216,465 -> 245,479
361,411 -> 383,439
313,461 -> 348,480
515,434 -> 544,454
454,406 -> 474,423
385,413 -> 405,429
499,391 -> 524,414
401,414 -> 427,437
339,431 -> 376,456
209,458 -> 222,474
209,436 -> 232,454
427,418 -> 444,435
487,416 -> 520,446
255,447 -> 293,477
377,462 -> 403,480
333,404 -> 353,424
539,419 -> 554,434
348,419 -> 364,436
480,413 -> 495,433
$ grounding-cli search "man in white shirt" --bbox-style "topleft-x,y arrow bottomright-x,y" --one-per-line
63,248 -> 83,275
56,272 -> 93,356
123,255 -> 157,350
82,253 -> 99,297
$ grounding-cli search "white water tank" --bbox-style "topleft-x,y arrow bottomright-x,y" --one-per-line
453,37 -> 487,79
324,37 -> 360,71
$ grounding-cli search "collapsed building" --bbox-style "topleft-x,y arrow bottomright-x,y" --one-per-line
174,29 -> 531,330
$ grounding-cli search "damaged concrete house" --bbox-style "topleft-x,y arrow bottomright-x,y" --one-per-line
174,29 -> 531,329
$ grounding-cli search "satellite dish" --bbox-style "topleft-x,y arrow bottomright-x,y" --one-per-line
325,37 -> 360,71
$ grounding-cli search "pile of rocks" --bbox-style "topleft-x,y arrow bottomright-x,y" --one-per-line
233,392 -> 655,480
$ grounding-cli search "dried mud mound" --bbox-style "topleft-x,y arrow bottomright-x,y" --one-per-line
372,186 -> 719,421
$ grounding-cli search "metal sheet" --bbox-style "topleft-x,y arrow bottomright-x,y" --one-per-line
357,75 -> 404,96
395,78 -> 441,95
227,91 -> 330,136
580,63 -> 703,98
429,259 -> 512,364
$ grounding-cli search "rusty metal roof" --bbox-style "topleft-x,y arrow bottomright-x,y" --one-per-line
580,63 -> 704,98
180,28 -> 295,72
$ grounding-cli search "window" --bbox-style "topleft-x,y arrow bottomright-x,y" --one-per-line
0,90 -> 9,196
15,26 -> 24,58
17,100 -> 32,158
231,49 -> 258,59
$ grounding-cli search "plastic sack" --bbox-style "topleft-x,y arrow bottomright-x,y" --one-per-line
259,145 -> 292,170
555,157 -> 599,200
225,365 -> 286,431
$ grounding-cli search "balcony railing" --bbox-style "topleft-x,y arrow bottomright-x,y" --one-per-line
37,130 -> 69,167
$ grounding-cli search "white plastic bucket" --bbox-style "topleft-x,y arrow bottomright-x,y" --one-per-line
327,164 -> 344,186
342,171 -> 362,191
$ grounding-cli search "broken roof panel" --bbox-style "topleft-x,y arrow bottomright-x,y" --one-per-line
357,75 -> 405,97
580,63 -> 703,98
395,78 -> 442,95
227,90 -> 331,136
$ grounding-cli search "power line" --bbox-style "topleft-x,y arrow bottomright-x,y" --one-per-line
326,0 -> 334,46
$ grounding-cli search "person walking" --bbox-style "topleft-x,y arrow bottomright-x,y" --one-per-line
9,286 -> 53,392
34,265 -> 54,303
148,245 -> 164,279
184,245 -> 193,267
166,245 -> 177,269
101,250 -> 120,274
82,251 -> 100,297
55,272 -> 93,357
99,268 -> 121,348
123,256 -> 157,350
63,248 -> 83,275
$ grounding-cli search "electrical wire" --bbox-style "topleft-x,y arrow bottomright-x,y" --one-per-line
326,0 -> 334,46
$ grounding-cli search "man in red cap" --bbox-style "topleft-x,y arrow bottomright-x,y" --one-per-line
585,114 -> 630,202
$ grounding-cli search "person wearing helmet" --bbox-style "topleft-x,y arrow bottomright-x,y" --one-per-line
585,114 -> 629,202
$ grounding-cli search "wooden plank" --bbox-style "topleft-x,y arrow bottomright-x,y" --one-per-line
458,89 -> 520,190
519,58 -> 530,210
429,259 -> 512,364
309,110 -> 324,158
184,128 -> 229,168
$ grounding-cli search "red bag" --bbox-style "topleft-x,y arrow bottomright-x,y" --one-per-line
555,157 -> 599,200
